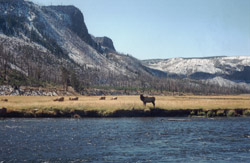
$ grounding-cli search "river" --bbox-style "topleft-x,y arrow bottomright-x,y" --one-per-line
1,117 -> 250,162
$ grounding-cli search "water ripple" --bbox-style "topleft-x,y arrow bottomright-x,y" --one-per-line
0,117 -> 250,162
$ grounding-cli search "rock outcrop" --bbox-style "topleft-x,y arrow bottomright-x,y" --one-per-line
93,36 -> 116,52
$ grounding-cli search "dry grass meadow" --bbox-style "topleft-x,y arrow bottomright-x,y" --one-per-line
1,95 -> 250,115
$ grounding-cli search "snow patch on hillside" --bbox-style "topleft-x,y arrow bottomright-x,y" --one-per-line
0,34 -> 48,53
143,56 -> 250,89
204,77 -> 250,90
144,57 -> 250,75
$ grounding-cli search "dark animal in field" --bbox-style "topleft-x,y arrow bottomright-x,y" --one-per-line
140,94 -> 155,107
53,97 -> 64,102
0,107 -> 7,115
99,96 -> 106,100
69,97 -> 78,101
111,97 -> 118,100
1,99 -> 8,102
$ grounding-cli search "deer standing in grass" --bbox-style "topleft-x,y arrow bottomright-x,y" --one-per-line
140,94 -> 155,107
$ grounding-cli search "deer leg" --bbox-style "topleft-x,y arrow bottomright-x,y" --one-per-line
144,102 -> 146,106
152,101 -> 155,107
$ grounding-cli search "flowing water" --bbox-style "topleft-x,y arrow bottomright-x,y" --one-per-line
0,117 -> 250,162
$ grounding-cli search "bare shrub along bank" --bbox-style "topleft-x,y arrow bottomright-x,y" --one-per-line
1,107 -> 250,118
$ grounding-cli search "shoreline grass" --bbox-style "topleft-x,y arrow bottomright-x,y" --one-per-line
1,95 -> 250,117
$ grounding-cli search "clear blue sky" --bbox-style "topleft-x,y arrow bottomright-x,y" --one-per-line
31,0 -> 250,59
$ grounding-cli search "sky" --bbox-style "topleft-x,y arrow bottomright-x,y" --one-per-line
31,0 -> 250,60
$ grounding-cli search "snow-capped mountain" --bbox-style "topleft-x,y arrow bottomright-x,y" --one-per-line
143,57 -> 250,89
0,0 -> 162,87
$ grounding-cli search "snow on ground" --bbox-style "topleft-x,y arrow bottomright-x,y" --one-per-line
204,77 -> 250,90
145,56 -> 250,75
10,63 -> 28,76
0,34 -> 48,53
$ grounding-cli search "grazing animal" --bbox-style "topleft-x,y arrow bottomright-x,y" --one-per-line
0,107 -> 7,115
53,97 -> 64,102
69,97 -> 78,101
140,94 -> 155,107
99,96 -> 106,100
1,99 -> 8,102
111,97 -> 118,100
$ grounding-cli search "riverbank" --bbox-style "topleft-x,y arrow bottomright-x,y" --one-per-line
1,95 -> 250,118
1,107 -> 250,118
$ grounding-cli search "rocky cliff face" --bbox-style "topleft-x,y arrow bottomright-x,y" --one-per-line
93,36 -> 116,52
45,5 -> 100,51
0,0 -> 159,88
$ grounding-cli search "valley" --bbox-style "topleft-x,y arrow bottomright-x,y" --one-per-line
0,0 -> 249,95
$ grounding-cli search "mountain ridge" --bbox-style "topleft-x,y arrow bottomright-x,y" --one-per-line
0,0 -> 249,94
143,56 -> 250,89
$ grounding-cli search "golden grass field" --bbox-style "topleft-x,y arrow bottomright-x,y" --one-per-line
1,95 -> 250,114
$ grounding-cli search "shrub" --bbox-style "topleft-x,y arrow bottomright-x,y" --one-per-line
243,110 -> 250,116
207,110 -> 215,117
190,110 -> 196,116
197,111 -> 206,116
227,110 -> 236,117
216,110 -> 225,116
